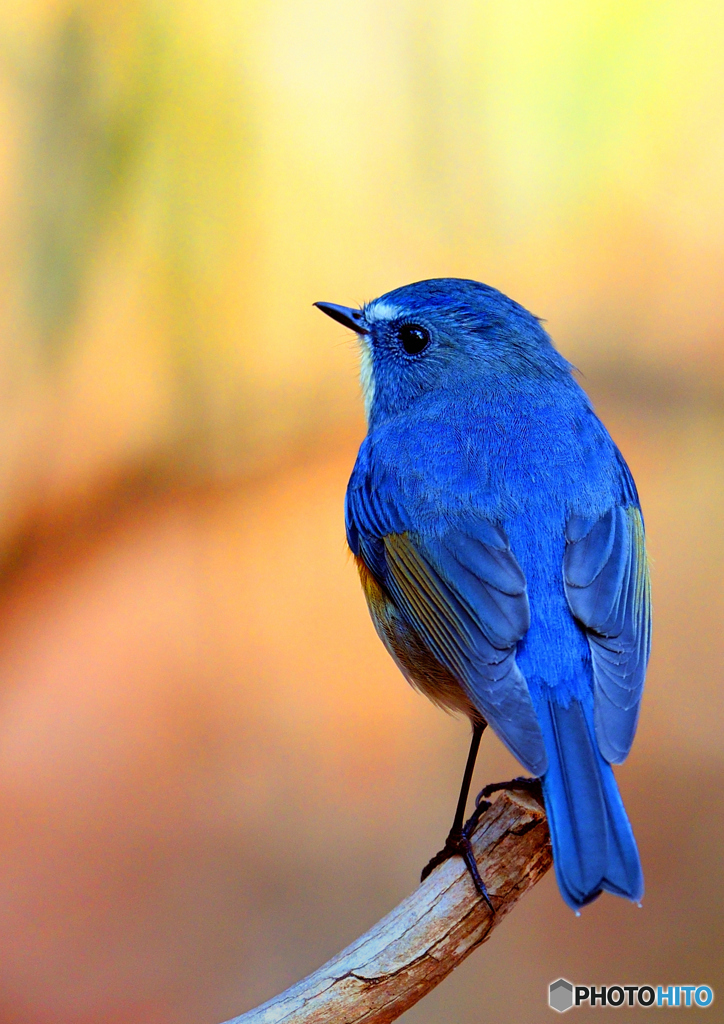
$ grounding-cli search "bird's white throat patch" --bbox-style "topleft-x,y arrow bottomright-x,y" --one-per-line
358,336 -> 375,421
358,300 -> 402,419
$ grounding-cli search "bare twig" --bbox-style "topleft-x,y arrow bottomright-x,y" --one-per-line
223,790 -> 552,1024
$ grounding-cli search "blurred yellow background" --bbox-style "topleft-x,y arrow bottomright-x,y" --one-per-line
0,1 -> 722,1022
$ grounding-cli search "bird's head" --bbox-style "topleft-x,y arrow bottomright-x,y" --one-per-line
315,278 -> 572,425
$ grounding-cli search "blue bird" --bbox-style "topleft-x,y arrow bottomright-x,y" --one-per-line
315,279 -> 650,912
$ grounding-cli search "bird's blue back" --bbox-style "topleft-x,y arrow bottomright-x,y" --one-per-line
339,278 -> 650,909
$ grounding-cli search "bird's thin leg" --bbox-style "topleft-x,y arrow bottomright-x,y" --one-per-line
420,720 -> 495,912
450,719 -> 485,833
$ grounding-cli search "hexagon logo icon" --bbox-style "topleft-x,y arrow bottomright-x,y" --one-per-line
549,978 -> 574,1012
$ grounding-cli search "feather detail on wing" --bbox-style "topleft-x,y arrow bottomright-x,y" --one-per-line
381,527 -> 547,775
564,506 -> 651,764
354,554 -> 481,720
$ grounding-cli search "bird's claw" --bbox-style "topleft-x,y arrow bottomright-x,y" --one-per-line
420,805 -> 495,913
475,775 -> 543,807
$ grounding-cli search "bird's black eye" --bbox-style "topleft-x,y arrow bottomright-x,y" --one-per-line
397,323 -> 430,355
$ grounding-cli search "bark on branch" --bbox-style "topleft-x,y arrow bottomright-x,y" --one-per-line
223,789 -> 552,1024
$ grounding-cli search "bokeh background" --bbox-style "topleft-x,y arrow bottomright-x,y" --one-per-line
0,1 -> 722,1022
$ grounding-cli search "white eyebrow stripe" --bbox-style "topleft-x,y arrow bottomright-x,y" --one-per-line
364,301 -> 402,323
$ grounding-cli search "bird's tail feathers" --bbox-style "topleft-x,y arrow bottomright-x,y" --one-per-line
538,697 -> 643,910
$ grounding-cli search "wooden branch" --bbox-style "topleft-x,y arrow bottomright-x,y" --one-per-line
223,790 -> 552,1024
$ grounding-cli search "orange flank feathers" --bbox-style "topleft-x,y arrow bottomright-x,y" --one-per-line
353,554 -> 481,722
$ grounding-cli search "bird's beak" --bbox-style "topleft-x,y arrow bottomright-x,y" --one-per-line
314,301 -> 370,335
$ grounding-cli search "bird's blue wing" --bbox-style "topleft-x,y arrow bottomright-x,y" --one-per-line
564,505 -> 651,764
347,476 -> 547,774
383,528 -> 547,775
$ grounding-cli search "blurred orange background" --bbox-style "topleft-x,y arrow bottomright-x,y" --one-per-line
0,2 -> 722,1022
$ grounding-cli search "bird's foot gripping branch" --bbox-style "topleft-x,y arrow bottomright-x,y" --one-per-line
419,813 -> 495,912
476,776 -> 544,805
